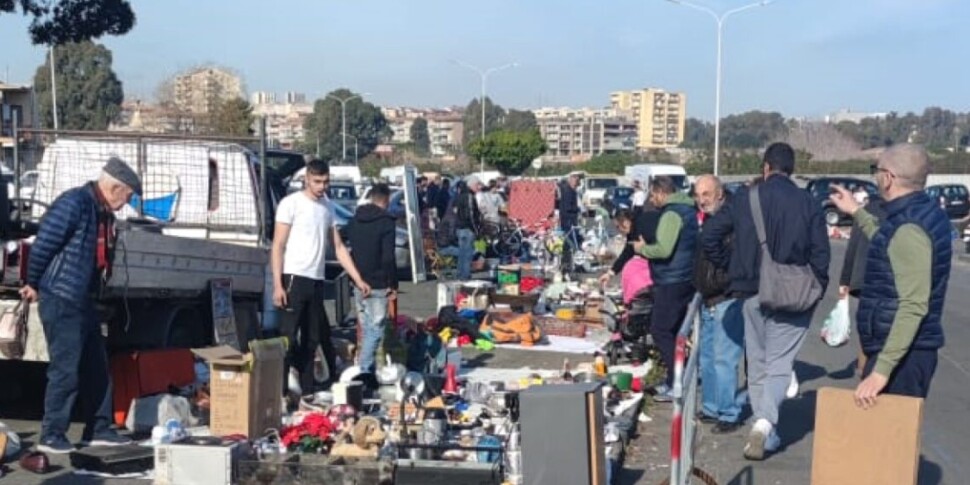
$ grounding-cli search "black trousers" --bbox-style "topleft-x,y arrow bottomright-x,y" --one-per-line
279,274 -> 336,393
650,281 -> 696,387
862,348 -> 938,399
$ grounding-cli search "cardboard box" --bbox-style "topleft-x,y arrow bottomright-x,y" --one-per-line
192,339 -> 285,439
811,387 -> 923,485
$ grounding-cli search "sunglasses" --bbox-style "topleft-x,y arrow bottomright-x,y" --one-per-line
869,164 -> 891,176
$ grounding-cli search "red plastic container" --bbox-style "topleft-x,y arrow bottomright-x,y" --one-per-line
110,349 -> 195,427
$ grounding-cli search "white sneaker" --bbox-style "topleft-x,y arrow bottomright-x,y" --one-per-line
288,368 -> 303,396
764,428 -> 781,453
786,371 -> 799,399
744,418 -> 774,461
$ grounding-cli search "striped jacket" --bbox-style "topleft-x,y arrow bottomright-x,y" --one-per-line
27,183 -> 100,307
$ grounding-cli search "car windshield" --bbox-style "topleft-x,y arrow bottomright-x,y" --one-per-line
588,178 -> 618,189
668,175 -> 689,191
328,185 -> 356,200
613,187 -> 633,198
943,185 -> 968,198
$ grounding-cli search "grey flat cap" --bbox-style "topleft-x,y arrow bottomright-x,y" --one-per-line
465,175 -> 482,187
103,157 -> 142,196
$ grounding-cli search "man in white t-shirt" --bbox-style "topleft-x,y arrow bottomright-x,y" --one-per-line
272,159 -> 371,397
631,180 -> 647,211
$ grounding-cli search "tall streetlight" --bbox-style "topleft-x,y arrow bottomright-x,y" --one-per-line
326,92 -> 370,162
666,0 -> 775,176
345,134 -> 360,165
451,60 -> 519,175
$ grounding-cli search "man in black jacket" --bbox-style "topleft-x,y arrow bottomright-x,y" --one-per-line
348,183 -> 398,374
693,175 -> 745,434
703,143 -> 830,460
455,176 -> 483,280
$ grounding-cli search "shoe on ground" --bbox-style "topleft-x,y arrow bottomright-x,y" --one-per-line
288,368 -> 303,396
36,435 -> 74,455
653,385 -> 673,403
19,450 -> 51,474
712,420 -> 743,435
696,412 -> 718,424
786,371 -> 799,399
80,431 -> 133,447
743,419 -> 780,460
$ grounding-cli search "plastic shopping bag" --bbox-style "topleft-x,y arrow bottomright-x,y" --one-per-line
821,298 -> 851,347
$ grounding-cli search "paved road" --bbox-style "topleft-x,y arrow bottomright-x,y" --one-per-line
0,240 -> 967,484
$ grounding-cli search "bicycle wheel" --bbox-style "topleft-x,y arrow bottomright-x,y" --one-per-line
502,231 -> 523,258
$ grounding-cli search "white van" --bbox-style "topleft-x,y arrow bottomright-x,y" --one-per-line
624,164 -> 689,192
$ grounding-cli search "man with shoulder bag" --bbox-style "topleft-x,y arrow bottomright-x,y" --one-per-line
703,143 -> 830,460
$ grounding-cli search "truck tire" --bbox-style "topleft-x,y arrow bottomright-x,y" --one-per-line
164,304 -> 210,349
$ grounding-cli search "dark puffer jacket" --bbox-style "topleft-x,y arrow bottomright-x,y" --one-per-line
27,182 -> 102,307
856,191 -> 950,354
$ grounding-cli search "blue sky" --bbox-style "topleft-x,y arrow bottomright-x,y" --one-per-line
1,0 -> 967,120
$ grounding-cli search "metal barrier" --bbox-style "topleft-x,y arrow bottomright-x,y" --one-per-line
666,293 -> 717,485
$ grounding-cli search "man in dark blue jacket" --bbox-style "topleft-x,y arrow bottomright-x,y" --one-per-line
21,158 -> 141,454
703,143 -> 830,461
829,144 -> 949,408
634,176 -> 698,401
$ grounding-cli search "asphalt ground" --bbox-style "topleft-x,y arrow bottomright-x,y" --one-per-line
0,240 -> 967,484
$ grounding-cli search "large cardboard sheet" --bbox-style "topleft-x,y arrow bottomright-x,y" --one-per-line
812,387 -> 923,485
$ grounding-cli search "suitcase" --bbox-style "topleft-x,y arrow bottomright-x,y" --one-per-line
70,444 -> 155,475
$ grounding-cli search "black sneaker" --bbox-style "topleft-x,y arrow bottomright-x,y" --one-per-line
712,420 -> 743,435
37,435 -> 74,454
696,413 -> 718,424
80,431 -> 133,447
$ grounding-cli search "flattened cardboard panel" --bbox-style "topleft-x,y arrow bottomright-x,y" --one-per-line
812,387 -> 923,485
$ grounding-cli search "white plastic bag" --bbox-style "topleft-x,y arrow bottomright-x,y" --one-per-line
821,298 -> 851,347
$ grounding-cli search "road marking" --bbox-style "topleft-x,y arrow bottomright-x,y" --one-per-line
939,350 -> 970,380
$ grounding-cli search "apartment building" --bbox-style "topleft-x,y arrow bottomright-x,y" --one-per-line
428,113 -> 463,158
534,107 -> 637,163
610,88 -> 686,150
252,93 -> 313,149
383,107 -> 465,158
173,67 -> 244,115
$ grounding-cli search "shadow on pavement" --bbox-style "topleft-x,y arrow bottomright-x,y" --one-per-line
776,389 -> 818,451
725,465 -> 755,485
464,352 -> 495,368
919,455 -> 944,485
793,360 -> 827,385
828,359 -> 857,381
615,467 -> 645,485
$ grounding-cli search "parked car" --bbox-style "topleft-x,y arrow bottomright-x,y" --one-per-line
805,177 -> 877,226
926,184 -> 970,220
357,186 -> 406,219
723,181 -> 747,195
581,176 -> 619,208
602,186 -> 634,216
327,182 -> 358,213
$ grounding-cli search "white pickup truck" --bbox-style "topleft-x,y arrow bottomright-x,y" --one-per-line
0,137 -> 301,361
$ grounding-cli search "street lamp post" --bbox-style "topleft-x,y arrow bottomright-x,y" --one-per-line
452,60 -> 518,175
665,0 -> 775,176
346,134 -> 360,165
326,92 -> 370,162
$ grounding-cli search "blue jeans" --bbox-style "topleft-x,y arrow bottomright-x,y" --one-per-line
457,228 -> 475,280
355,288 -> 389,374
699,298 -> 746,423
39,293 -> 114,441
